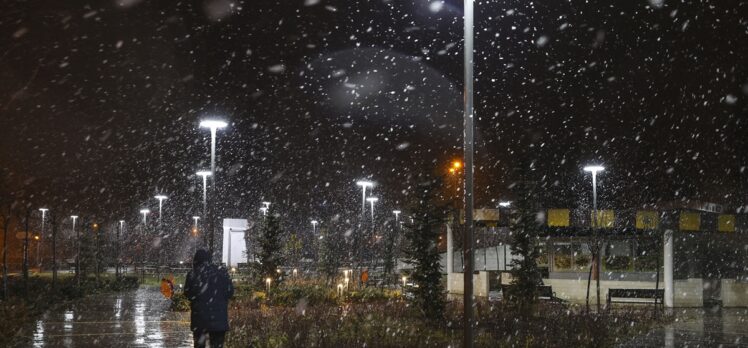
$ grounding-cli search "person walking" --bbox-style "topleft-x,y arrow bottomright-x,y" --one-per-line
184,249 -> 234,348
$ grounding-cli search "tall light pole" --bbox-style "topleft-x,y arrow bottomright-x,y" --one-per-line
196,170 -> 211,247
366,197 -> 378,222
140,209 -> 150,225
462,0 -> 476,345
356,180 -> 374,216
393,210 -> 401,223
154,195 -> 167,223
192,216 -> 200,255
193,216 -> 200,232
200,119 -> 228,259
583,165 -> 604,311
117,220 -> 124,277
71,215 -> 79,285
311,220 -> 318,234
38,208 -> 48,269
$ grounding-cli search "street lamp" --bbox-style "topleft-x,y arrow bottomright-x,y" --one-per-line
200,119 -> 228,259
583,165 -> 605,228
583,164 -> 605,312
366,197 -> 378,222
196,170 -> 211,231
154,195 -> 167,223
462,0 -> 476,346
393,210 -> 401,222
140,209 -> 150,225
259,207 -> 268,217
355,180 -> 374,216
192,216 -> 200,232
311,220 -> 318,234
71,215 -> 79,282
38,208 -> 48,268
117,220 -> 124,277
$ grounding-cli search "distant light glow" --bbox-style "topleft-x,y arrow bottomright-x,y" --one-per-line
199,120 -> 228,129
499,201 -> 511,207
196,170 -> 212,177
583,165 -> 605,173
356,180 -> 374,188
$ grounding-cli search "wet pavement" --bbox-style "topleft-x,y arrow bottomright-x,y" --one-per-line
619,307 -> 748,347
28,287 -> 192,347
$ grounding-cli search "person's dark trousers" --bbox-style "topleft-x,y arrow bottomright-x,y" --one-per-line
193,330 -> 226,348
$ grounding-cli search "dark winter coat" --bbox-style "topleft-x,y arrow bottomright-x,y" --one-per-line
184,250 -> 234,332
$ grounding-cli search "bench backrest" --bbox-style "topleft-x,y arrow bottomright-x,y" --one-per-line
608,288 -> 663,299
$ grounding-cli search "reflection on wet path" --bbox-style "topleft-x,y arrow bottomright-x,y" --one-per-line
30,287 -> 191,347
619,307 -> 748,347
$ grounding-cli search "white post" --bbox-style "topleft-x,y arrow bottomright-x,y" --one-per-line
664,229 -> 674,308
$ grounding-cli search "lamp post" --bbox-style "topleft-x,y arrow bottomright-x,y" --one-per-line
196,170 -> 211,246
71,215 -> 79,285
259,207 -> 268,217
366,197 -> 378,222
393,210 -> 401,223
117,220 -> 124,277
154,195 -> 167,223
140,209 -> 150,225
200,119 -> 228,259
583,165 -> 604,312
38,208 -> 48,269
462,0 -> 476,346
311,220 -> 318,234
356,180 -> 374,216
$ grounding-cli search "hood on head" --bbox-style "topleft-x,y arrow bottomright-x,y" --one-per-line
193,249 -> 210,267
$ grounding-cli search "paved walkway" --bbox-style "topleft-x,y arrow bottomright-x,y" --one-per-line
29,287 -> 192,347
619,307 -> 748,347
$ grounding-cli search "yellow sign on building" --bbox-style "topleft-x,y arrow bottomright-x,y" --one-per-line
590,210 -> 615,228
636,211 -> 659,230
547,209 -> 570,227
679,212 -> 700,231
718,214 -> 735,232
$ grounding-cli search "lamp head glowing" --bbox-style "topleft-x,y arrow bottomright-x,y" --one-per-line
262,201 -> 271,208
39,208 -> 48,213
366,197 -> 379,203
119,220 -> 125,224
193,216 -> 200,220
499,201 -> 511,207
140,209 -> 150,214
199,120 -> 228,129
196,170 -> 212,177
356,180 -> 374,188
155,195 -> 168,201
452,160 -> 462,169
311,220 -> 318,225
71,215 -> 78,219
583,165 -> 605,173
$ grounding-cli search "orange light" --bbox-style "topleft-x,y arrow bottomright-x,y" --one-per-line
92,223 -> 98,228
452,161 -> 462,169
34,235 -> 40,241
449,168 -> 456,174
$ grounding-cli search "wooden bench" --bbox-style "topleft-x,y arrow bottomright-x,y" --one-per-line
607,288 -> 663,307
501,285 -> 562,302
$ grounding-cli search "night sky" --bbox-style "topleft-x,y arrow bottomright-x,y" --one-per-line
1,0 -> 746,228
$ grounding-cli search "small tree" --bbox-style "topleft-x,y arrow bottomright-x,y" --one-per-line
255,211 -> 284,286
317,227 -> 344,285
507,182 -> 543,313
403,179 -> 445,320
